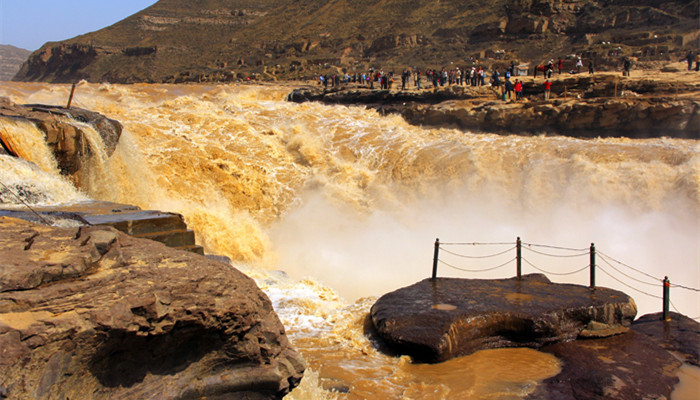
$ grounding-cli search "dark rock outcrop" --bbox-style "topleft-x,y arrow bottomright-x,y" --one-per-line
632,312 -> 700,366
0,97 -> 122,176
527,330 -> 682,400
0,217 -> 305,399
14,44 -> 97,83
287,85 -> 476,105
402,97 -> 700,138
370,274 -> 637,363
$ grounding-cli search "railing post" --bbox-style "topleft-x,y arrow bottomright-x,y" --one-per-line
589,243 -> 596,288
66,83 -> 77,109
432,238 -> 440,280
516,237 -> 522,280
662,276 -> 670,321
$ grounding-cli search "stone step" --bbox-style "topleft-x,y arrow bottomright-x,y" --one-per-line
177,244 -> 205,255
133,229 -> 196,249
0,201 -> 205,255
82,211 -> 188,237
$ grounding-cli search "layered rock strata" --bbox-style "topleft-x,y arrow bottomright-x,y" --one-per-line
11,0 -> 700,83
399,97 -> 699,138
0,217 -> 305,399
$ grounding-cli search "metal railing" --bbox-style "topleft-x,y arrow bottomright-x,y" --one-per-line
431,237 -> 700,322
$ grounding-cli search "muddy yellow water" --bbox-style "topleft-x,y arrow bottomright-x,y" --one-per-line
1,82 -> 698,399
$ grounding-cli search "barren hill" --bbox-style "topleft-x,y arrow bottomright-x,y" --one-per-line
13,0 -> 700,83
1,45 -> 31,81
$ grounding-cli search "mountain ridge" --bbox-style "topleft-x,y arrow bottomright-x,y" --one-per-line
12,0 -> 700,83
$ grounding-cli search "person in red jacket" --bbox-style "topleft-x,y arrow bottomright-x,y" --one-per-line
514,79 -> 523,101
544,79 -> 552,100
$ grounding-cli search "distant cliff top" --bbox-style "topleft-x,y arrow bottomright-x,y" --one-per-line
1,45 -> 31,81
12,0 -> 700,83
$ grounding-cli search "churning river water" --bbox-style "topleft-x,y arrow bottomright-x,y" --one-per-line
0,82 -> 698,399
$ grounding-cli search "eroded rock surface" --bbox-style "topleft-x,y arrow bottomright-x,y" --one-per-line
0,97 -> 122,175
0,217 -> 304,399
370,274 -> 637,362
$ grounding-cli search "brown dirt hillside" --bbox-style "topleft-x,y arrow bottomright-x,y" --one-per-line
12,0 -> 700,83
0,45 -> 31,81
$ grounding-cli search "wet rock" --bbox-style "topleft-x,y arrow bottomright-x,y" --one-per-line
0,217 -> 304,399
578,320 -> 629,338
370,274 -> 636,363
632,312 -> 700,366
0,98 -> 122,175
527,330 -> 681,400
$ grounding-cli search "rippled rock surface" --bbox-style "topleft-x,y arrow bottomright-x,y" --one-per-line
370,274 -> 637,363
0,217 -> 304,399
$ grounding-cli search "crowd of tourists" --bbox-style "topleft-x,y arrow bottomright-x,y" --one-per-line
313,53 -> 687,101
321,57 -> 590,90
317,61 -> 567,102
318,65 -> 490,91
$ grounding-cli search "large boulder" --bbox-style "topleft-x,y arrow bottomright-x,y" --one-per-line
370,274 -> 637,363
0,217 -> 304,399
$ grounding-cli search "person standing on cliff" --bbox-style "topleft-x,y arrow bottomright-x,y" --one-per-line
514,79 -> 523,101
687,52 -> 695,71
505,77 -> 514,101
491,67 -> 501,87
588,60 -> 594,74
544,79 -> 552,100
558,58 -> 563,75
623,58 -> 631,77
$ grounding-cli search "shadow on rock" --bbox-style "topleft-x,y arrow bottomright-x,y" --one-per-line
89,324 -> 222,388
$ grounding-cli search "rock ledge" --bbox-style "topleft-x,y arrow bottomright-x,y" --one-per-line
370,274 -> 637,363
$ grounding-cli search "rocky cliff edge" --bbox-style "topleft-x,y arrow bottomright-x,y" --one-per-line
0,217 -> 305,399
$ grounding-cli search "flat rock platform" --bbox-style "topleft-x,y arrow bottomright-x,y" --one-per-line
370,274 -> 637,363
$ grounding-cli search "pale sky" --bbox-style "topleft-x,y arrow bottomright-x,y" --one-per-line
0,0 -> 158,51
